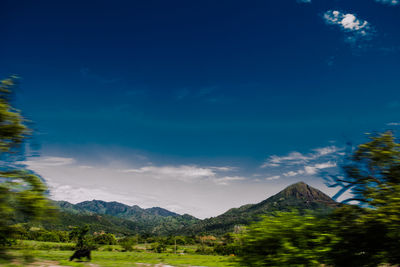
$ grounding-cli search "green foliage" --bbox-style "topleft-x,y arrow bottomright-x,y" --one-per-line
118,237 -> 136,252
236,211 -> 334,267
18,240 -> 76,251
69,225 -> 96,250
329,131 -> 400,205
0,76 -> 55,258
151,242 -> 167,253
213,233 -> 240,256
324,132 -> 400,266
93,233 -> 117,245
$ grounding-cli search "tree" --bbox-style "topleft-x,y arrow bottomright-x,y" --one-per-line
93,233 -> 117,245
69,225 -> 95,250
0,76 -> 54,258
325,132 -> 400,266
327,131 -> 400,205
236,211 -> 334,267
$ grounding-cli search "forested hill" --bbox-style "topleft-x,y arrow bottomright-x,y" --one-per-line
68,200 -> 180,219
48,182 -> 340,236
182,182 -> 341,235
52,200 -> 199,235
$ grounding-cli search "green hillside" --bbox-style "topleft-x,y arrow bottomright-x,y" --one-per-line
182,182 -> 341,235
52,200 -> 199,235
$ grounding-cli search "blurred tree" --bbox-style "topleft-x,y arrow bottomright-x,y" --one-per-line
327,131 -> 400,205
0,76 -> 54,258
236,211 -> 334,267
69,225 -> 93,250
325,132 -> 400,266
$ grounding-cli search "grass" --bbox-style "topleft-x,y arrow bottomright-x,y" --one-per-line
3,241 -> 235,267
5,250 -> 235,267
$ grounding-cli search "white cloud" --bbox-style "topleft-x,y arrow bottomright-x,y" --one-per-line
387,122 -> 400,126
265,175 -> 280,181
120,164 -> 242,185
209,166 -> 238,171
261,151 -> 310,167
313,146 -> 339,156
120,165 -> 216,182
375,0 -> 399,5
213,176 -> 246,186
282,162 -> 336,177
262,145 -> 342,179
24,156 -> 75,168
323,10 -> 373,43
283,170 -> 304,177
49,183 -> 140,204
304,162 -> 336,175
297,0 -> 311,3
261,146 -> 341,168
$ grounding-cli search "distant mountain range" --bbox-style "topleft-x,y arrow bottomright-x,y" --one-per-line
50,200 -> 199,235
45,182 -> 340,236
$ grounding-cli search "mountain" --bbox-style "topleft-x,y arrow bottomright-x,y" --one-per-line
48,182 -> 340,236
52,200 -> 199,235
73,200 -> 180,220
182,182 -> 340,235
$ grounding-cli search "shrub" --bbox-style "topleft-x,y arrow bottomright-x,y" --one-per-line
119,237 -> 136,252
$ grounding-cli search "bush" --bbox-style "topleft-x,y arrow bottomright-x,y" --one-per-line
119,237 -> 136,252
214,243 -> 240,256
37,232 -> 60,242
93,233 -> 117,245
151,242 -> 166,253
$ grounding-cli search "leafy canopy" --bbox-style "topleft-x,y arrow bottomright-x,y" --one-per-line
0,76 -> 54,253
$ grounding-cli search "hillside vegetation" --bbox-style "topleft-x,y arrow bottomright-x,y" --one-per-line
40,182 -> 340,236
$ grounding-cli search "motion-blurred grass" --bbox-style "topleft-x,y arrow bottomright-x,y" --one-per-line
4,241 -> 234,267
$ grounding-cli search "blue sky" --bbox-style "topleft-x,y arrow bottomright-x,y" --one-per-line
2,0 -> 400,218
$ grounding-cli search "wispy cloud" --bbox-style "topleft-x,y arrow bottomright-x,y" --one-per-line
261,146 -> 339,168
312,146 -> 339,157
214,176 -> 246,185
283,170 -> 304,177
297,0 -> 311,3
375,0 -> 399,5
261,152 -> 310,168
323,10 -> 373,44
120,165 -> 244,186
262,146 -> 342,178
120,165 -> 216,182
304,162 -> 336,175
24,156 -> 75,168
387,122 -> 400,126
265,175 -> 280,181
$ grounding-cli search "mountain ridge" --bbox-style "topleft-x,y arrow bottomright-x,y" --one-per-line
51,182 -> 340,235
181,181 -> 340,234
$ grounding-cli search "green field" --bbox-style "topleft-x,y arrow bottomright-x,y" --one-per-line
2,241 -> 235,267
